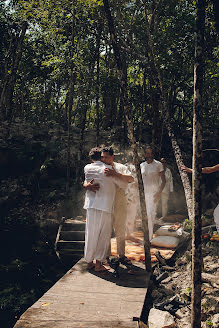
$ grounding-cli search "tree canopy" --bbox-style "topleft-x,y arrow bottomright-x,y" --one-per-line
0,0 -> 218,140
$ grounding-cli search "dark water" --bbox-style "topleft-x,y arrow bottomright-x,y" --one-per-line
0,228 -> 76,328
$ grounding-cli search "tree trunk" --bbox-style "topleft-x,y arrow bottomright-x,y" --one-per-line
191,1 -> 205,327
95,21 -> 102,146
143,2 -> 193,220
66,11 -> 76,193
103,0 -> 151,272
0,21 -> 27,120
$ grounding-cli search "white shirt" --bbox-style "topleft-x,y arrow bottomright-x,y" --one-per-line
83,161 -> 126,213
140,159 -> 163,194
161,167 -> 173,194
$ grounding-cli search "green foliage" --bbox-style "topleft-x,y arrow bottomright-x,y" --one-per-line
186,252 -> 192,263
205,320 -> 213,327
1,0 -> 218,133
0,232 -> 68,327
183,218 -> 193,233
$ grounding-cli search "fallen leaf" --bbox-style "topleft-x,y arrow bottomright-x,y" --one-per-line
41,302 -> 50,307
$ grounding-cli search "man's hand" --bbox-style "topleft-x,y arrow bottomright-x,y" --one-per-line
84,179 -> 100,192
104,167 -> 117,177
154,191 -> 161,203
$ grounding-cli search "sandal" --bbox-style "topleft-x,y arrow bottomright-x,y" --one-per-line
87,263 -> 95,270
94,265 -> 109,272
119,256 -> 132,266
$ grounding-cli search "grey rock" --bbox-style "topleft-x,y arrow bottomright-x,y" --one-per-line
175,307 -> 191,328
212,313 -> 219,327
148,308 -> 176,328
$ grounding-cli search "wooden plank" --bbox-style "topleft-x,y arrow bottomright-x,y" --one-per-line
62,220 -> 85,231
60,231 -> 85,241
14,259 -> 149,328
57,240 -> 85,250
14,320 -> 139,328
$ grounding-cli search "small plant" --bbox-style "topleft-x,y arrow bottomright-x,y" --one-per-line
184,287 -> 192,296
183,219 -> 192,233
186,252 -> 192,263
206,320 -> 213,327
181,287 -> 192,302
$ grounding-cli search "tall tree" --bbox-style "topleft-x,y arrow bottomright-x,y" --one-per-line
142,0 -> 193,220
66,4 -> 77,192
191,0 -> 205,327
103,0 -> 151,272
0,19 -> 27,120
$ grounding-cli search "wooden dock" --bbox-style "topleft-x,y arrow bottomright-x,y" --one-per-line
14,258 -> 149,328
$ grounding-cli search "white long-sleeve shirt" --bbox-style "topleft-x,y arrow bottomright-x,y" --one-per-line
83,161 -> 126,214
140,159 -> 164,194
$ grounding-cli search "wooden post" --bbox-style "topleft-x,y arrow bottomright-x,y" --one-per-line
191,1 -> 205,327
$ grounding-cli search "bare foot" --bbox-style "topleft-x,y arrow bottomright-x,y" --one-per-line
94,264 -> 109,272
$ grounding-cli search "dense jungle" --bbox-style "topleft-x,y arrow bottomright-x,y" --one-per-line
0,1 -> 218,327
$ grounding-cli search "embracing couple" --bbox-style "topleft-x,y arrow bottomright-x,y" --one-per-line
83,146 -> 134,272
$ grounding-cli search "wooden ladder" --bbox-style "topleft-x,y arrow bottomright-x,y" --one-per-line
55,217 -> 86,265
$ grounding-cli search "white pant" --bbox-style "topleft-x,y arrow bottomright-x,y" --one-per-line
109,190 -> 127,257
126,201 -> 138,236
84,208 -> 112,263
161,192 -> 169,217
145,193 -> 158,241
213,204 -> 219,233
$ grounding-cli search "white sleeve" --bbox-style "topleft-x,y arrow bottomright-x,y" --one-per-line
158,162 -> 164,173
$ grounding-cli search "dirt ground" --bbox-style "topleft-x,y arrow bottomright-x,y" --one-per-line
111,219 -> 218,328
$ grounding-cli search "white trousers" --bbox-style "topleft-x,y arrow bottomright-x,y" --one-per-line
84,208 -> 112,263
213,203 -> 219,233
145,193 -> 158,241
126,201 -> 138,236
109,190 -> 127,257
161,192 -> 169,217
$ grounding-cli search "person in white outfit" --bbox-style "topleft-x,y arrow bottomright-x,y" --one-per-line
101,147 -> 134,265
140,145 -> 166,241
213,204 -> 219,233
160,157 -> 173,217
83,147 -> 126,271
182,163 -> 219,233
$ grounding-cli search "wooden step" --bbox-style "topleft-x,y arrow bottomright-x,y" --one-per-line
60,231 -> 85,241
57,240 -> 85,250
62,220 -> 85,232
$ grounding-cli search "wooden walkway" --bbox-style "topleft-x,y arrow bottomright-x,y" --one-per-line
14,259 -> 150,328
